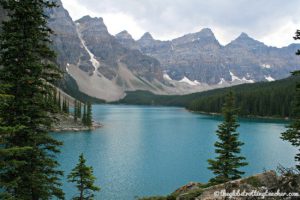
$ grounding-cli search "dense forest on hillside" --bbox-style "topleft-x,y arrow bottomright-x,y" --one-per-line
117,76 -> 300,117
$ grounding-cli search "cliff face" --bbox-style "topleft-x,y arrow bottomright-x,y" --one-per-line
75,15 -> 163,82
46,0 -> 93,72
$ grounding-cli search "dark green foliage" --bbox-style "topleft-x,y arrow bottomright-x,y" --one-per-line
208,91 -> 248,184
81,102 -> 92,128
116,76 -> 299,118
188,77 -> 299,117
281,31 -> 300,171
82,103 -> 87,125
77,101 -> 82,119
62,97 -> 69,114
0,85 -> 33,200
68,153 -> 100,200
86,102 -> 92,127
58,91 -> 62,111
0,0 -> 64,199
74,99 -> 78,122
294,30 -> 300,55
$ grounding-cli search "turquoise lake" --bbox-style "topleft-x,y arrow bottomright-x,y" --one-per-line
52,105 -> 297,200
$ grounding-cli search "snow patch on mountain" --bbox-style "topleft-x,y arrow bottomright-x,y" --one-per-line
163,73 -> 173,81
230,71 -> 242,82
179,76 -> 200,86
265,75 -> 275,82
261,64 -> 271,69
218,78 -> 226,85
242,77 -> 255,83
76,23 -> 100,76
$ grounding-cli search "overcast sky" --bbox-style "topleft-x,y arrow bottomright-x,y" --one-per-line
61,0 -> 300,47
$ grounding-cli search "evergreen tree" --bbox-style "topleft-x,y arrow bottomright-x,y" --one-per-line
82,103 -> 87,125
0,84 -> 32,199
86,102 -> 93,128
208,91 -> 248,184
74,99 -> 78,122
68,154 -> 100,200
0,0 -> 64,199
66,99 -> 70,114
77,101 -> 82,119
281,31 -> 300,170
294,30 -> 300,55
58,91 -> 62,111
281,80 -> 300,170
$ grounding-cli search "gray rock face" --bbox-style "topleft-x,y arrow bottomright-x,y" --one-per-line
115,28 -> 300,84
76,15 -> 163,82
46,0 -> 94,73
115,30 -> 139,50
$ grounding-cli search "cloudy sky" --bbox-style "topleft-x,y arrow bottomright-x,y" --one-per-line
61,0 -> 300,47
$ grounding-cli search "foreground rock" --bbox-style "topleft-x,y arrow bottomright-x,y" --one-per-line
140,170 -> 300,200
50,113 -> 102,132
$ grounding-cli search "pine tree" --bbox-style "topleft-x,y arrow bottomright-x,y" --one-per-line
77,101 -> 82,119
74,99 -> 78,122
208,91 -> 248,184
294,30 -> 300,55
0,84 -> 32,199
86,102 -> 93,128
281,80 -> 300,170
82,103 -> 87,125
58,91 -> 62,111
0,0 -> 64,199
68,153 -> 100,200
66,99 -> 70,114
281,31 -> 300,170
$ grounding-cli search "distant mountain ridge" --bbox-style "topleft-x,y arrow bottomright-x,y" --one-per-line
1,0 -> 300,102
116,28 -> 300,84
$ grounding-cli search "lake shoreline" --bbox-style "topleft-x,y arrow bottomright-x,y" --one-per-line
188,109 -> 290,121
50,113 -> 103,132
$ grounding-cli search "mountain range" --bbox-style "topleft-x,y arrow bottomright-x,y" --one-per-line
1,0 -> 300,101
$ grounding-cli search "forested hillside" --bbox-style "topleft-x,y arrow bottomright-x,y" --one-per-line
117,76 -> 300,117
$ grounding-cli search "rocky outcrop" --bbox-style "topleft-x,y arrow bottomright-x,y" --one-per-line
140,171 -> 300,200
50,113 -> 102,132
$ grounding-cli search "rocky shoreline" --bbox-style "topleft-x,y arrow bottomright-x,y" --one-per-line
50,113 -> 103,132
140,170 -> 300,200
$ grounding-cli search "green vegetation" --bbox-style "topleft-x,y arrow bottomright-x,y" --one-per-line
281,30 -> 300,171
82,102 -> 93,127
208,91 -> 248,184
116,76 -> 300,118
0,0 -> 64,198
68,153 -> 100,200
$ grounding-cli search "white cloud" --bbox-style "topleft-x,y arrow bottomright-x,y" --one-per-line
61,0 -> 300,47
101,13 -> 145,39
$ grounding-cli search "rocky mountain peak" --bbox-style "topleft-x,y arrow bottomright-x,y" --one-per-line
228,32 -> 265,48
76,15 -> 109,35
172,28 -> 219,46
139,32 -> 154,41
239,32 -> 250,39
198,28 -> 215,37
115,30 -> 134,40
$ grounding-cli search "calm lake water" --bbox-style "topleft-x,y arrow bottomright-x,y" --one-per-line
52,105 -> 297,200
